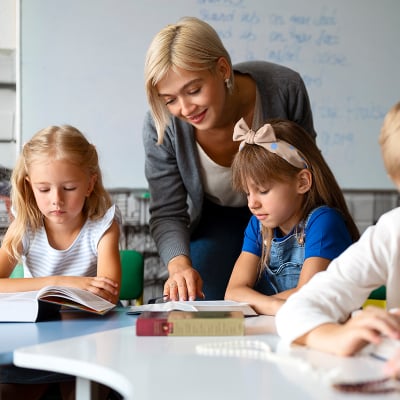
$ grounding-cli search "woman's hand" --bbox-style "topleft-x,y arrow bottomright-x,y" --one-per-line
165,255 -> 204,301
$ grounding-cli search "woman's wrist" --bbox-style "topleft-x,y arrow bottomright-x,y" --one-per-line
167,254 -> 192,275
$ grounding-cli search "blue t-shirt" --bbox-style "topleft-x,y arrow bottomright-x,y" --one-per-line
242,206 -> 353,261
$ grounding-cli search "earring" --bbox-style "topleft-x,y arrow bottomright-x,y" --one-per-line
225,78 -> 233,91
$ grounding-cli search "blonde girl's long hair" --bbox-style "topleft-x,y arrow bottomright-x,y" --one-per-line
4,125 -> 111,260
232,119 -> 360,271
144,16 -> 233,144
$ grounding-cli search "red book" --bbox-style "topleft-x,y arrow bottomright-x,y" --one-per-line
136,310 -> 245,336
136,311 -> 171,336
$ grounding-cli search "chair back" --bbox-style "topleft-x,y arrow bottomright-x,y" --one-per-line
119,249 -> 144,304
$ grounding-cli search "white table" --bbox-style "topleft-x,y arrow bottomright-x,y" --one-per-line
0,308 -> 135,365
14,315 -> 394,400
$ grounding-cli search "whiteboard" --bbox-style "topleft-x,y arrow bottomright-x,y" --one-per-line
19,0 -> 400,189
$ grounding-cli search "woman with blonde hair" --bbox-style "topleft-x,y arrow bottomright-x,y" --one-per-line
143,16 -> 317,301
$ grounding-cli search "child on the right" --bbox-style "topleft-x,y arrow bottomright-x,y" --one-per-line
276,101 -> 400,361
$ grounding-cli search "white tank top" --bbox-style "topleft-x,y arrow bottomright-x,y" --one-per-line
22,205 -> 120,277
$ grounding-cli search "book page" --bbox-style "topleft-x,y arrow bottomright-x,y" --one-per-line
128,300 -> 257,316
0,286 -> 115,321
0,291 -> 39,301
37,286 -> 115,314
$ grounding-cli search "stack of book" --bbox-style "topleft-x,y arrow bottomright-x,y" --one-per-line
136,310 -> 245,336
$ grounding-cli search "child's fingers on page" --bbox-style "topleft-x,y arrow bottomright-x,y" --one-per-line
86,286 -> 111,301
89,278 -> 118,297
372,307 -> 400,331
352,310 -> 400,340
93,276 -> 118,287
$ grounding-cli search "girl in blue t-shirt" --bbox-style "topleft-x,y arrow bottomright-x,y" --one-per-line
225,118 -> 359,315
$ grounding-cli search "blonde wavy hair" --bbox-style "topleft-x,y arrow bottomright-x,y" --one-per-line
144,16 -> 233,144
4,125 -> 111,260
379,101 -> 400,184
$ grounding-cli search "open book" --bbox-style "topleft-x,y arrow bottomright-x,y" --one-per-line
127,300 -> 257,317
0,286 -> 116,322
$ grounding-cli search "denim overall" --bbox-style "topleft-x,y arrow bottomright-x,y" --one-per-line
254,209 -> 318,296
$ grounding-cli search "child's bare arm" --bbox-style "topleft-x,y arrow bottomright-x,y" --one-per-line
94,219 -> 121,303
225,251 -> 284,315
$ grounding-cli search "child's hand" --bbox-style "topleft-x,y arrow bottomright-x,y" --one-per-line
85,276 -> 119,304
58,276 -> 119,304
337,306 -> 400,355
305,306 -> 400,356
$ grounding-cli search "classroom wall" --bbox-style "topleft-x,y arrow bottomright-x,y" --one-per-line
0,0 -> 16,48
0,0 -> 16,168
19,0 -> 400,190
